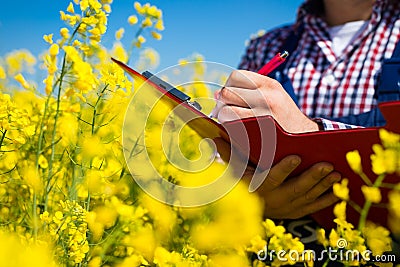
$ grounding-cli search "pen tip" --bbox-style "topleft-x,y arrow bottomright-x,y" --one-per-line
281,51 -> 289,58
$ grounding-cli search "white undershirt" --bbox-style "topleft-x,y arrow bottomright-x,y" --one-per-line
328,20 -> 369,56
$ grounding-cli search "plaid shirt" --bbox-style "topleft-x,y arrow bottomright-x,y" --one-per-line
238,0 -> 400,130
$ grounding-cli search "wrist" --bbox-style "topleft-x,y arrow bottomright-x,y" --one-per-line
300,117 -> 320,133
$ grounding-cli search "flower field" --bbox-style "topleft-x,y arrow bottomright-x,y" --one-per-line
0,1 -> 399,266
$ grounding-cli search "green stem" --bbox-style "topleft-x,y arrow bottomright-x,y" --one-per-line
91,85 -> 108,135
127,27 -> 144,64
33,192 -> 37,240
359,172 -> 373,187
358,174 -> 386,231
36,22 -> 82,173
35,90 -> 55,170
0,130 -> 7,150
44,55 -> 67,211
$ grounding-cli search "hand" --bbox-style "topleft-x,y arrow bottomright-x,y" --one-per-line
213,137 -> 340,219
244,155 -> 341,219
211,70 -> 319,133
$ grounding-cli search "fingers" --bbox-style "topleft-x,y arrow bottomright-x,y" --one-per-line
219,86 -> 252,107
225,70 -> 259,89
261,155 -> 301,191
210,87 -> 259,119
291,192 -> 339,219
302,171 -> 341,202
285,162 -> 334,196
217,105 -> 257,123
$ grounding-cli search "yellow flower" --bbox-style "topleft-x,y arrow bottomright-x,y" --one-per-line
135,35 -> 146,48
333,200 -> 347,221
133,1 -> 144,14
14,73 -> 30,89
92,205 -> 118,229
141,17 -> 152,28
151,31 -> 162,40
57,113 -> 79,147
328,229 -> 340,248
154,19 -> 164,31
38,154 -> 49,169
127,15 -> 138,25
379,128 -> 400,148
115,27 -> 124,40
5,49 -> 36,75
0,65 -> 6,79
49,44 -> 59,57
43,75 -> 54,95
371,144 -> 398,175
81,135 -> 106,159
136,48 -> 160,70
147,5 -> 159,18
60,27 -> 70,39
388,189 -> 400,234
316,228 -> 329,247
361,185 -> 381,203
333,178 -> 349,201
43,34 -> 54,44
346,150 -> 363,174
40,211 -> 51,223
67,2 -> 75,13
363,223 -> 391,256
80,0 -> 89,11
111,42 -> 128,63
21,165 -> 43,192
247,235 -> 267,254
0,232 -> 58,267
88,256 -> 101,267
103,4 -> 111,13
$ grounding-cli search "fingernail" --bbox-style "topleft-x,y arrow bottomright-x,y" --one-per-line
291,157 -> 301,167
321,166 -> 334,175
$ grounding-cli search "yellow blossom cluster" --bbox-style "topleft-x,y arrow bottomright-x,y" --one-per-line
0,1 -> 399,266
111,1 -> 164,65
371,129 -> 400,175
132,1 -> 164,44
0,2 -> 277,266
326,130 -> 400,266
41,201 -> 89,265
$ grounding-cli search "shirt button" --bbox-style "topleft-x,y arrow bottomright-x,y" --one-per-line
325,74 -> 335,85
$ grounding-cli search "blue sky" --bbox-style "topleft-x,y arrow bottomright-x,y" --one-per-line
0,0 -> 303,71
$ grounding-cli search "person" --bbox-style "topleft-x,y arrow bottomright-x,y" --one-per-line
211,0 -> 400,220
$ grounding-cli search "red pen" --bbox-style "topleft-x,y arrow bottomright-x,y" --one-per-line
257,51 -> 289,75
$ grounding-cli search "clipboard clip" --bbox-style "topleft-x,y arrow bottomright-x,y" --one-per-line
142,71 -> 202,111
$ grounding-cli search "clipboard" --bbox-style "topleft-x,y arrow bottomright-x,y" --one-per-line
112,57 -> 400,229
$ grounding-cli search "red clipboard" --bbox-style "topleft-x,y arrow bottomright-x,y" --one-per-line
112,57 -> 400,229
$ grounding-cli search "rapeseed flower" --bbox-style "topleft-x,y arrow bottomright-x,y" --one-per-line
333,178 -> 349,201
2,1 -> 397,266
346,150 -> 363,174
115,27 -> 125,40
362,222 -> 391,256
128,15 -> 138,25
14,73 -> 30,89
361,185 -> 381,203
43,34 -> 54,44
